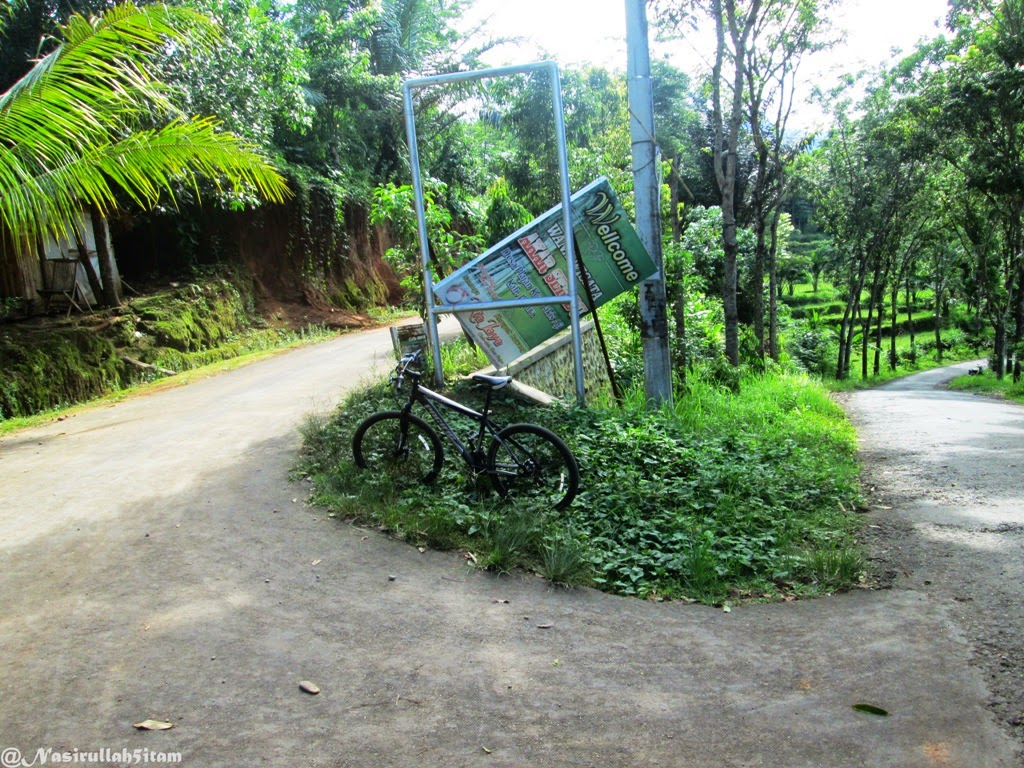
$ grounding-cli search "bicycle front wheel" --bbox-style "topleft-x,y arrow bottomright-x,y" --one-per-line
486,423 -> 579,510
352,411 -> 444,484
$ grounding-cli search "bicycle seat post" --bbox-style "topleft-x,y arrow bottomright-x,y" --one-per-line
481,381 -> 495,420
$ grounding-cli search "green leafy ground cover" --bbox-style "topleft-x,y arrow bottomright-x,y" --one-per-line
299,359 -> 864,604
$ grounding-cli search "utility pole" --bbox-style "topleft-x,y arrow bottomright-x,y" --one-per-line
626,0 -> 674,407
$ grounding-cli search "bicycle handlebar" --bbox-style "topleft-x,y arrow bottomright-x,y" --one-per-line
392,349 -> 424,391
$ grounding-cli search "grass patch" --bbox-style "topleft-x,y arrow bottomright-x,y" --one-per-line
299,363 -> 864,604
947,369 -> 1024,404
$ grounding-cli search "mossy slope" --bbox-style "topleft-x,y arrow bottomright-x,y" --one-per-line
0,274 -> 312,421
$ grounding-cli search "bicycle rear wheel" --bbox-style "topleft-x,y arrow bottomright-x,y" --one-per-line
486,423 -> 579,510
352,411 -> 444,484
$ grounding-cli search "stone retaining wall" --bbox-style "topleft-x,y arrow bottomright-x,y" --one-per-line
482,320 -> 611,403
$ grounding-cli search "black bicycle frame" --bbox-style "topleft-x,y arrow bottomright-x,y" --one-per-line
399,376 -> 502,468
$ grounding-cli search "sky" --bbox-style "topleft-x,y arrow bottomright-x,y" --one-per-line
458,0 -> 951,126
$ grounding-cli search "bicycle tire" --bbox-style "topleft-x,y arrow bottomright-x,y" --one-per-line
352,411 -> 444,484
486,423 -> 579,510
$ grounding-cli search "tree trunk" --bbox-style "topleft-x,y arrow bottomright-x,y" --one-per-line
723,217 -> 740,367
752,210 -> 766,362
72,226 -> 102,303
671,170 -> 687,387
90,206 -> 120,307
670,159 -> 682,244
993,319 -> 1005,378
906,272 -> 915,361
768,206 -> 781,361
874,259 -> 893,376
862,260 -> 882,379
710,0 -> 758,369
861,301 -> 872,380
889,283 -> 899,370
673,278 -> 688,385
836,307 -> 851,380
850,299 -> 861,378
836,252 -> 867,380
1014,263 -> 1023,383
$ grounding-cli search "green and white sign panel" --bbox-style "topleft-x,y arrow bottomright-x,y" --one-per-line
435,177 -> 656,368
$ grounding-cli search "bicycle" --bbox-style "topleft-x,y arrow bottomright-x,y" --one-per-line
352,351 -> 579,510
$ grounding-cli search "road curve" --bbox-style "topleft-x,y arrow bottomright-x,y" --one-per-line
0,337 -> 1019,767
847,360 -> 1024,760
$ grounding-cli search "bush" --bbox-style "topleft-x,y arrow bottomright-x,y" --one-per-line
787,323 -> 836,378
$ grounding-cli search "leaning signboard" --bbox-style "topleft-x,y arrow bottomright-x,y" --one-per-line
435,177 -> 656,368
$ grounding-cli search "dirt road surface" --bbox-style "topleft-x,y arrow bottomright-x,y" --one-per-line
1,331 -> 1020,767
847,361 -> 1024,764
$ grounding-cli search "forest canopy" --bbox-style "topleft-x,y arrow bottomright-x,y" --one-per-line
1,0 -> 1021,384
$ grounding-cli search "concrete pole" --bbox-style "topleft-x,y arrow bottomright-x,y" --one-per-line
626,0 -> 674,407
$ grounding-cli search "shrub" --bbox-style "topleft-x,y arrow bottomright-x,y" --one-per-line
787,323 -> 836,378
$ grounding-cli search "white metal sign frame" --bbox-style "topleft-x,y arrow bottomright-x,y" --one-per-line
401,61 -> 586,404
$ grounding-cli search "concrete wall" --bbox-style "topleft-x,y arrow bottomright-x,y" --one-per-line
483,320 -> 612,404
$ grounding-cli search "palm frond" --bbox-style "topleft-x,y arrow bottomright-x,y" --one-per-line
0,118 -> 288,241
0,2 -> 288,243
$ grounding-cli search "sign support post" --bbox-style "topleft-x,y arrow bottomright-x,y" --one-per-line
403,62 -> 586,404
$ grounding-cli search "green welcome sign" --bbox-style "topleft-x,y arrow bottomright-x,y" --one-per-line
435,177 -> 656,368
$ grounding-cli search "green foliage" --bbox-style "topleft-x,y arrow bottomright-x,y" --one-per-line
299,357 -> 864,603
284,0 -> 479,194
158,0 -> 313,149
0,2 -> 288,244
370,181 -> 484,308
472,67 -> 637,215
787,321 -> 836,377
680,206 -> 757,302
482,178 -> 533,247
0,297 -> 25,322
438,337 -> 489,378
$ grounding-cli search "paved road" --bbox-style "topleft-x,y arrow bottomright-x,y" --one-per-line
847,361 -> 1024,763
0,336 -> 1019,767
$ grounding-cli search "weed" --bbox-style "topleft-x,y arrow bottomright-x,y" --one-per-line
539,530 -> 593,587
682,530 -> 726,604
299,361 -> 865,603
478,506 -> 539,573
800,545 -> 865,588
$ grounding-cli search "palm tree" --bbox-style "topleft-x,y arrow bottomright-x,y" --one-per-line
0,2 -> 290,304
